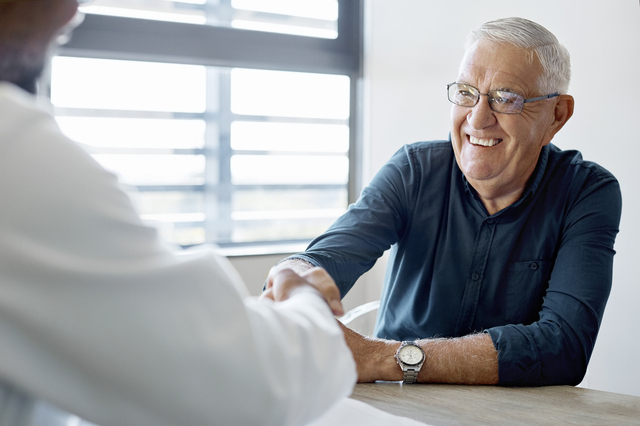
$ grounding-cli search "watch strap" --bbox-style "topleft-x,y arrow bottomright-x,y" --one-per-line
403,367 -> 420,384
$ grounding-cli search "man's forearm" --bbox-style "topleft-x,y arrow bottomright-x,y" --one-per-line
417,333 -> 499,384
341,324 -> 499,385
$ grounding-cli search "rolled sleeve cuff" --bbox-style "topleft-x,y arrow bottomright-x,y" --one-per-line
486,325 -> 542,386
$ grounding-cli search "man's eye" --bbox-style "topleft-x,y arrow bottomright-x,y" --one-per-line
493,95 -> 514,104
492,91 -> 518,104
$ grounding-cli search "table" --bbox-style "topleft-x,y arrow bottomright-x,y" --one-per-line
350,382 -> 640,425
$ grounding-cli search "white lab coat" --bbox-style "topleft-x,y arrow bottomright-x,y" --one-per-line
0,82 -> 356,426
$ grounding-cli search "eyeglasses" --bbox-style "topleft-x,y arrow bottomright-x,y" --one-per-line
447,82 -> 559,114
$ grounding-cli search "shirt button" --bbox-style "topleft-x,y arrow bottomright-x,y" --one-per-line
471,273 -> 480,280
529,262 -> 539,270
486,218 -> 494,224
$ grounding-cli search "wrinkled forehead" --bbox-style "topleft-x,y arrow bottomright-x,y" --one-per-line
457,41 -> 542,94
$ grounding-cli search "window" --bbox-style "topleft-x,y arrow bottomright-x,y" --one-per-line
51,0 -> 362,252
81,0 -> 340,38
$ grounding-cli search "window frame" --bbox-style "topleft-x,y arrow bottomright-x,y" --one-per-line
53,0 -> 363,254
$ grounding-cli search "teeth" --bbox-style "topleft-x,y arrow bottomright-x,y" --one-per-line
470,136 -> 502,147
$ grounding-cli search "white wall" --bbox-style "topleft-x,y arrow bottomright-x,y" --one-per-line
363,0 -> 640,396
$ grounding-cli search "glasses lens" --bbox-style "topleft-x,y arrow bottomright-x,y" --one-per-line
489,90 -> 524,114
448,83 -> 478,107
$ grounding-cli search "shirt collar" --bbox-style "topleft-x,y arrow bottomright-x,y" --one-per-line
458,144 -> 551,215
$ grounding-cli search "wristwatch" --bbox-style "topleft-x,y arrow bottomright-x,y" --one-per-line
395,341 -> 425,384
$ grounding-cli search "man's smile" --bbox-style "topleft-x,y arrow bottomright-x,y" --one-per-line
468,135 -> 503,147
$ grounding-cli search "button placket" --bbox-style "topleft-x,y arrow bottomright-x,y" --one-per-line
455,219 -> 496,336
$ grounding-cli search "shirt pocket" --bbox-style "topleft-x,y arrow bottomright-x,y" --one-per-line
505,259 -> 553,325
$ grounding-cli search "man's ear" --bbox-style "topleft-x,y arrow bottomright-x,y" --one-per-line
542,94 -> 574,146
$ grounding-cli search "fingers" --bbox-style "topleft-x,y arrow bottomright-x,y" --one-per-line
264,265 -> 289,290
259,287 -> 275,302
300,268 -> 344,316
264,266 -> 278,290
269,268 -> 305,301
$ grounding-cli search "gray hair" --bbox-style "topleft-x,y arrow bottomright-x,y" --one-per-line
464,17 -> 571,94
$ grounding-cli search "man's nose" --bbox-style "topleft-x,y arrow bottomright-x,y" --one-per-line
467,94 -> 497,129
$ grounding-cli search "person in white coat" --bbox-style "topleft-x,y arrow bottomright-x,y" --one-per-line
0,1 -> 356,425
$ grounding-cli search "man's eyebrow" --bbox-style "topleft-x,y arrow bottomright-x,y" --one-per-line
454,81 -> 525,96
455,82 -> 522,95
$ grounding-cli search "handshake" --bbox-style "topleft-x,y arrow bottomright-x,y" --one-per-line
261,266 -> 345,317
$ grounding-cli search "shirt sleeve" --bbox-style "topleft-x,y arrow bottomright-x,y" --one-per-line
292,145 -> 417,296
487,172 -> 622,386
0,87 -> 356,426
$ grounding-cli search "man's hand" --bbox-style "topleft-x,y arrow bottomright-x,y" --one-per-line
338,322 -> 401,383
261,267 -> 345,316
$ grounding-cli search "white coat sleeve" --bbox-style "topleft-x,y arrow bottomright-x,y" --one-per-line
0,83 -> 356,426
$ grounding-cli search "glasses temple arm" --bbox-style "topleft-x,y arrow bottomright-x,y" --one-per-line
523,93 -> 560,103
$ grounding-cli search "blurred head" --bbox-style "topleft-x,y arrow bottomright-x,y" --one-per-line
450,18 -> 574,209
0,0 -> 81,93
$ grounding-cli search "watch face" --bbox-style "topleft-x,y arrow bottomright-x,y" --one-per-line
399,344 -> 424,366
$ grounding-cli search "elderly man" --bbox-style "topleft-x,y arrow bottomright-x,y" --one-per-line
0,1 -> 357,425
276,17 -> 622,386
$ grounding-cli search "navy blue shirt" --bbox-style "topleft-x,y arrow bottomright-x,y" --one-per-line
294,140 -> 621,386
